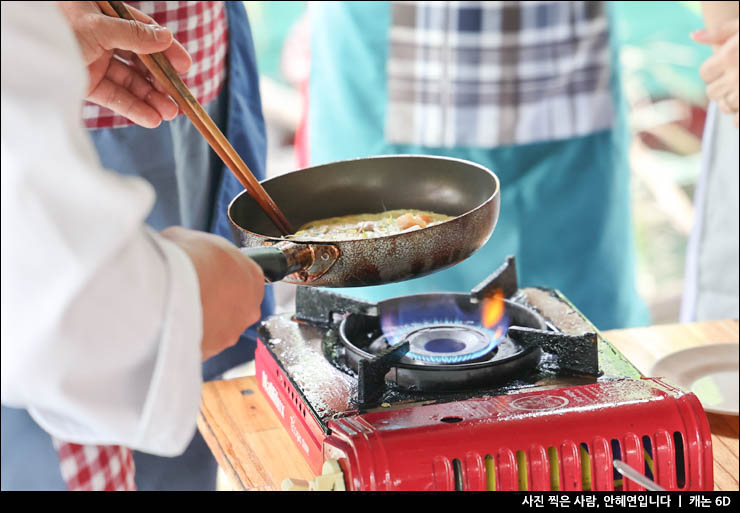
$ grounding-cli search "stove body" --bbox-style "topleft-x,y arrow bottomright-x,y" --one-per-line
254,258 -> 714,491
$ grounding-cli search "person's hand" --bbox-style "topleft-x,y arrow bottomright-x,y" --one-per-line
56,1 -> 192,128
160,227 -> 265,362
692,18 -> 739,127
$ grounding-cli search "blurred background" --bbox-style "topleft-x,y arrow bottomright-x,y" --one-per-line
242,0 -> 713,326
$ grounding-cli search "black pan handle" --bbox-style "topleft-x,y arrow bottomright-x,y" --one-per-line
240,246 -> 296,282
241,243 -> 340,283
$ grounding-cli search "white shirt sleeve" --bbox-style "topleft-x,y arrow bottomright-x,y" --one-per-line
0,2 -> 204,457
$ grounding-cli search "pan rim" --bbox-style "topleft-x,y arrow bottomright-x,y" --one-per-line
227,153 -> 500,244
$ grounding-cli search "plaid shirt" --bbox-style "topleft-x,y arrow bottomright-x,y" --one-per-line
386,1 -> 614,148
83,1 -> 228,130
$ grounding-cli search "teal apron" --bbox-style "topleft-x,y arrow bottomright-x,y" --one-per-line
307,1 -> 649,331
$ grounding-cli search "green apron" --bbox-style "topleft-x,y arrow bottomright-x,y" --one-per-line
307,1 -> 649,330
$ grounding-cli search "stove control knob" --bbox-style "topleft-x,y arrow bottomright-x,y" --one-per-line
280,459 -> 346,492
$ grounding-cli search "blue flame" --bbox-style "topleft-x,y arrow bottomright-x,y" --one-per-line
379,296 -> 510,363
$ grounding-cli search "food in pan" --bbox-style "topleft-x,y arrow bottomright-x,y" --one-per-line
286,209 -> 454,241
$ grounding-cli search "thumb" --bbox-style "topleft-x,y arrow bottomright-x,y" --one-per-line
691,28 -> 713,45
95,15 -> 173,54
691,19 -> 740,46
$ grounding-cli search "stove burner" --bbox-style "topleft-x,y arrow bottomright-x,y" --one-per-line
328,294 -> 551,407
403,325 -> 496,363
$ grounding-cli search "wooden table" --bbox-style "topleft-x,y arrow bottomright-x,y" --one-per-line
198,320 -> 739,491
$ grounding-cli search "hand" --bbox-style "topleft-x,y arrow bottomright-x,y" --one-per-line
160,227 -> 265,362
692,19 -> 739,127
56,1 -> 192,128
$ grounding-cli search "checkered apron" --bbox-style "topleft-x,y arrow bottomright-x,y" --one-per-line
386,1 -> 614,147
52,439 -> 137,491
83,1 -> 229,130
52,1 -> 228,491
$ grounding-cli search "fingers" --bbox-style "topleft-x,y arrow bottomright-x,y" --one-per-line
240,253 -> 266,287
691,28 -> 712,44
696,25 -> 739,86
219,243 -> 265,329
717,96 -> 738,115
58,1 -> 191,74
87,53 -> 188,126
700,29 -> 739,114
708,81 -> 739,115
703,55 -> 738,114
691,19 -> 740,45
87,75 -> 164,128
690,28 -> 713,45
92,14 -> 174,55
122,51 -> 190,97
700,54 -> 724,84
66,1 -> 193,125
727,90 -> 739,112
102,5 -> 192,75
717,32 -> 740,69
108,57 -> 180,119
706,72 -> 736,101
120,3 -> 157,25
161,38 -> 192,76
115,50 -> 163,86
116,34 -> 193,77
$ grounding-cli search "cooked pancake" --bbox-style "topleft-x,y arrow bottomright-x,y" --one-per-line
286,209 -> 453,241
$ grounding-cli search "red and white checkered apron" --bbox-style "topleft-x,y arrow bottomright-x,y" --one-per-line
83,1 -> 229,130
52,439 -> 137,491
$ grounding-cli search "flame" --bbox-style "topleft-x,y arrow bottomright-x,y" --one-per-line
378,291 -> 509,357
481,290 -> 505,329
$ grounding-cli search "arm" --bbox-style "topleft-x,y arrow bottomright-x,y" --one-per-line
0,2 -> 263,456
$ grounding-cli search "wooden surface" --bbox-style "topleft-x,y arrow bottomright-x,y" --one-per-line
199,320 -> 739,491
198,376 -> 315,490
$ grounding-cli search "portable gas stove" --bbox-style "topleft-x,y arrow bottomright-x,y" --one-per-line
255,257 -> 714,491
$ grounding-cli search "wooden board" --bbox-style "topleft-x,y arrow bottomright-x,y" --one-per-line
199,320 -> 739,491
198,376 -> 315,490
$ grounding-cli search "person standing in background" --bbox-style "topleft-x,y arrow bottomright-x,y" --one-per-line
2,1 -> 271,491
301,1 -> 649,331
681,1 -> 739,322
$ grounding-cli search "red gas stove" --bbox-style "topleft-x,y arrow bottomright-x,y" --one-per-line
254,257 -> 713,491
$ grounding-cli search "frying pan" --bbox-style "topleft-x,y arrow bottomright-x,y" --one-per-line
228,155 -> 500,287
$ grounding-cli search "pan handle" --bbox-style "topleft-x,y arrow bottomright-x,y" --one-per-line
241,242 -> 340,283
240,246 -> 296,282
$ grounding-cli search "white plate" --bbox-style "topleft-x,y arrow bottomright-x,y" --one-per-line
650,344 -> 739,416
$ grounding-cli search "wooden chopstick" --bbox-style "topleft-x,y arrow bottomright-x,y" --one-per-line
97,1 -> 294,236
